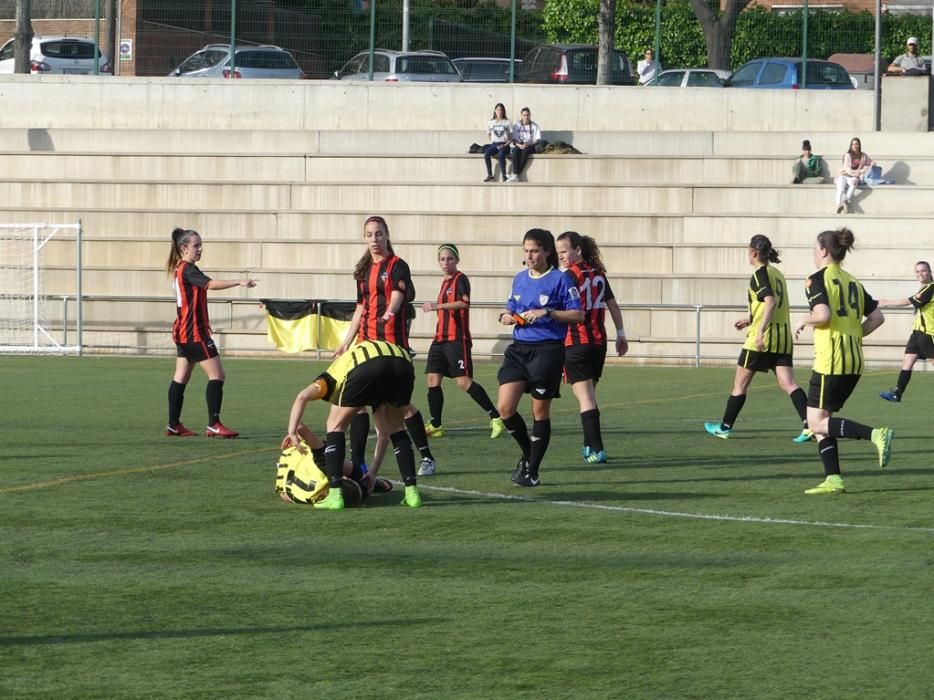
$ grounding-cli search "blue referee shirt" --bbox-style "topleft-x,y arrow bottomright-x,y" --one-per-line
505,267 -> 581,343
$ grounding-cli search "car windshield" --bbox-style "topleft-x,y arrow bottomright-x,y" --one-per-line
40,40 -> 97,59
179,49 -> 227,73
396,56 -> 456,75
236,51 -> 297,70
803,61 -> 850,86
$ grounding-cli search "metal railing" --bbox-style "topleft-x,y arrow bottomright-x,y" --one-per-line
32,294 -> 916,368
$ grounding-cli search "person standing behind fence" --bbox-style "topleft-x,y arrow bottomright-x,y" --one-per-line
637,48 -> 660,85
555,231 -> 628,465
793,227 -> 893,495
482,103 -> 512,183
422,243 -> 506,440
508,107 -> 542,182
497,228 -> 583,487
164,227 -> 256,438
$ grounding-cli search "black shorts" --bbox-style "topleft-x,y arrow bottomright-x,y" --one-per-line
425,340 -> 473,378
737,348 -> 793,373
176,338 -> 219,363
498,341 -> 564,400
564,343 -> 608,384
807,372 -> 861,412
337,356 -> 414,409
905,330 -> 934,359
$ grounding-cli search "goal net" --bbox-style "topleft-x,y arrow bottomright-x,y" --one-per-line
0,223 -> 82,354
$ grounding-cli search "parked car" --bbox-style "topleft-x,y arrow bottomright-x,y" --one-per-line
452,57 -> 521,83
168,44 -> 305,79
334,49 -> 462,82
0,36 -> 109,75
647,68 -> 732,87
517,44 -> 634,85
729,58 -> 854,89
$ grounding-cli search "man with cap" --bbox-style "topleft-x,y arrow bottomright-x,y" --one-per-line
888,37 -> 926,75
793,139 -> 823,184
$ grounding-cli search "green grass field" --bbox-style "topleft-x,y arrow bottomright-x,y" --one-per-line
2,356 -> 932,699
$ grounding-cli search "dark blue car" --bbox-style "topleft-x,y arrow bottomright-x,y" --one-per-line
730,58 -> 855,89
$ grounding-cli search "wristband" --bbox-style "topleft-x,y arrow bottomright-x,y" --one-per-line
617,330 -> 626,339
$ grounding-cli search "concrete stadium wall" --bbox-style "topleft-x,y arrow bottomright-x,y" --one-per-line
0,76 -> 877,132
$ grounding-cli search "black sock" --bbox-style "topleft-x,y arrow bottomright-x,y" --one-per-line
721,393 -> 746,430
168,380 -> 186,427
405,411 -> 434,460
205,379 -> 223,424
528,419 -> 551,475
827,417 -> 873,440
896,369 -> 912,396
349,412 -> 370,468
580,408 -> 603,453
324,431 -> 346,487
790,388 -> 808,425
503,413 -> 531,459
818,437 -> 841,476
427,386 -> 444,427
466,381 -> 499,418
390,430 -> 417,486
312,446 -> 326,470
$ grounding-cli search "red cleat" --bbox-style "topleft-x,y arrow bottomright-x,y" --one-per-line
165,423 -> 196,437
204,422 -> 239,438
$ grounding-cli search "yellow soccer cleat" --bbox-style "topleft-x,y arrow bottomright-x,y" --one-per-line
400,484 -> 423,508
871,427 -> 894,468
804,475 -> 846,495
312,488 -> 345,511
424,423 -> 445,439
490,417 -> 506,439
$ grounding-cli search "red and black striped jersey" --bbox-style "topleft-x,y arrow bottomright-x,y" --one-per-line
564,262 -> 616,347
356,255 -> 413,346
433,272 -> 471,343
172,261 -> 212,343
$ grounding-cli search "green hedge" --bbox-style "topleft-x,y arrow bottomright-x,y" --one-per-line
543,0 -> 931,69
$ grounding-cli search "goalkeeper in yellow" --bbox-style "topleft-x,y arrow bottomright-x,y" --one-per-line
284,339 -> 423,510
794,228 -> 894,495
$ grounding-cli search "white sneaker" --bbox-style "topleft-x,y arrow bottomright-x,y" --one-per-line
417,457 -> 436,477
507,174 -> 518,182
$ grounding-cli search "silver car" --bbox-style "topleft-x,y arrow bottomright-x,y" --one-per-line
0,36 -> 110,75
334,49 -> 461,82
647,68 -> 732,87
169,44 -> 305,79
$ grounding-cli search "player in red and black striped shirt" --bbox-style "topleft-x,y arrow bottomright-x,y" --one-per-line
334,216 -> 439,477
165,227 -> 256,439
556,231 -> 629,464
422,244 -> 505,440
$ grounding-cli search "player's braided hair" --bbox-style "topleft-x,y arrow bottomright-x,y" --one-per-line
558,231 -> 606,273
524,228 -> 559,270
165,227 -> 200,277
817,227 -> 855,262
749,234 -> 781,264
354,216 -> 396,281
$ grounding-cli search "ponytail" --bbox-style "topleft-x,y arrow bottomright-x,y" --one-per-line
749,234 -> 781,265
558,230 -> 606,273
165,227 -> 199,277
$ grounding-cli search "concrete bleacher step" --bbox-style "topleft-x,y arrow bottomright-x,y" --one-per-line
4,152 -> 933,186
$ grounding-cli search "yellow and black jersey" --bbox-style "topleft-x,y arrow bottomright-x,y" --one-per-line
317,340 -> 411,404
910,283 -> 934,334
743,265 -> 793,354
805,264 -> 878,375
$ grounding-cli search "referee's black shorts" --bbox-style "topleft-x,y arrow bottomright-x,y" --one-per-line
176,338 -> 219,363
564,343 -> 608,384
337,356 -> 414,409
425,339 -> 473,378
737,348 -> 793,373
498,341 -> 564,400
905,330 -> 934,360
807,371 -> 860,413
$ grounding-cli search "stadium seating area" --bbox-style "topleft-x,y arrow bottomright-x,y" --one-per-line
1,78 -> 932,365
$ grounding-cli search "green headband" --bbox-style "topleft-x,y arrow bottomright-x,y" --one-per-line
437,243 -> 460,261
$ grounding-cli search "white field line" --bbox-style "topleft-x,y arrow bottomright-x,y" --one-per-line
415,483 -> 934,535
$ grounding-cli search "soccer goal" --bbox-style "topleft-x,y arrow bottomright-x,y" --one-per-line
0,222 -> 83,355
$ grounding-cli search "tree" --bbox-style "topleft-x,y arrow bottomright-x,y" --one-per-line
14,0 -> 33,74
596,0 -> 616,84
687,0 -> 753,70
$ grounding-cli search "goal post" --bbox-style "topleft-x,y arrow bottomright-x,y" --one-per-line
0,222 -> 83,355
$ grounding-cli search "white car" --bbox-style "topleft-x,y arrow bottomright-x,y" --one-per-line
647,68 -> 732,87
0,36 -> 110,75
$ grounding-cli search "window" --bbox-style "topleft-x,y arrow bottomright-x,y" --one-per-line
687,71 -> 721,87
806,62 -> 850,86
657,71 -> 684,86
40,40 -> 98,59
760,62 -> 787,85
730,62 -> 760,86
0,41 -> 13,62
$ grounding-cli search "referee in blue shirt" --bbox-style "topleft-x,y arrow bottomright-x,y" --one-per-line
497,228 -> 583,486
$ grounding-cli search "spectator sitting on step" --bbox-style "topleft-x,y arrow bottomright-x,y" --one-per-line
482,103 -> 513,183
835,137 -> 874,214
792,139 -> 823,184
508,107 -> 542,182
